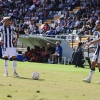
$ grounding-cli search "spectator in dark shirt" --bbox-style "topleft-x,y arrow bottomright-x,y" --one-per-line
45,43 -> 55,63
19,27 -> 25,34
33,23 -> 40,34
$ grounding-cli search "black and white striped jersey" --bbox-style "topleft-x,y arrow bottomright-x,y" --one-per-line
96,31 -> 100,47
0,25 -> 15,48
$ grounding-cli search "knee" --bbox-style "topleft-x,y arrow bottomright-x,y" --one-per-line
52,54 -> 55,57
3,58 -> 8,60
12,56 -> 17,60
2,56 -> 8,60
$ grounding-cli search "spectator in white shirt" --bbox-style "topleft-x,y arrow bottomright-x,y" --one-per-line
29,4 -> 35,11
55,23 -> 63,35
29,20 -> 34,33
96,16 -> 100,24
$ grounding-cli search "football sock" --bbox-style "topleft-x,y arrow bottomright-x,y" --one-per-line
4,60 -> 8,73
88,68 -> 95,80
12,60 -> 17,72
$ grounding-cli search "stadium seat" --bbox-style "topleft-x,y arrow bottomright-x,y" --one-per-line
57,56 -> 66,65
17,54 -> 23,61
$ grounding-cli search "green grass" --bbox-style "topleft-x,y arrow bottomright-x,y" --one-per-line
0,60 -> 100,100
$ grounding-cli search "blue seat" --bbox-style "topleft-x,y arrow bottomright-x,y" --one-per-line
17,54 -> 23,61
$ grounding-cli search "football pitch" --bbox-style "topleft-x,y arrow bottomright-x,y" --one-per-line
0,60 -> 100,100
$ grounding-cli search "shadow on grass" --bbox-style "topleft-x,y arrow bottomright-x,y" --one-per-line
14,76 -> 45,81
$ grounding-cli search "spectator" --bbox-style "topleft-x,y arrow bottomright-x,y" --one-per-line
41,23 -> 50,34
55,23 -> 63,34
45,43 -> 55,63
79,22 -> 89,35
19,27 -> 25,34
86,18 -> 95,34
33,23 -> 40,34
29,53 -> 39,62
50,41 -> 62,64
39,47 -> 46,62
71,42 -> 84,68
29,20 -> 34,34
29,3 -> 36,12
74,17 -> 80,28
46,27 -> 55,37
31,13 -> 39,23
96,16 -> 100,23
23,52 -> 30,61
19,20 -> 24,28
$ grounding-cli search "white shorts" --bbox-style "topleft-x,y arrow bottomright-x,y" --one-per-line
92,53 -> 100,63
2,47 -> 17,57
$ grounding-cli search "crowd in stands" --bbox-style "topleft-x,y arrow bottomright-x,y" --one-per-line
0,0 -> 80,36
47,0 -> 99,36
0,0 -> 99,36
47,0 -> 100,36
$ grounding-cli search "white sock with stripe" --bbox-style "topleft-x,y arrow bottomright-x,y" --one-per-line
88,69 -> 95,80
4,60 -> 8,74
12,60 -> 17,72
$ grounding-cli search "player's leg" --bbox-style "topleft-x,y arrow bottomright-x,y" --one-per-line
96,54 -> 100,83
83,61 -> 96,83
9,48 -> 19,77
97,63 -> 100,73
12,56 -> 19,77
2,48 -> 9,76
97,52 -> 100,73
83,54 -> 97,83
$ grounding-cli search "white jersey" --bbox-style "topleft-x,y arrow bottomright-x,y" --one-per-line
0,25 -> 15,49
92,31 -> 100,62
97,31 -> 100,47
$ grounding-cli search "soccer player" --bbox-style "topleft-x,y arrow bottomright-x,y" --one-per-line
83,21 -> 100,83
0,17 -> 19,77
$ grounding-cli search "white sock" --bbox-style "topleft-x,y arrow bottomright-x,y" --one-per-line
88,70 -> 95,80
12,60 -> 17,72
4,60 -> 8,73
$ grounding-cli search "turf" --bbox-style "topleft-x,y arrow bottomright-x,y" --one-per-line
0,60 -> 100,100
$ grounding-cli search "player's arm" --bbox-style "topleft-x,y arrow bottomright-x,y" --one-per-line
0,40 -> 4,46
15,31 -> 19,41
13,31 -> 19,44
0,27 -> 4,46
85,38 -> 100,46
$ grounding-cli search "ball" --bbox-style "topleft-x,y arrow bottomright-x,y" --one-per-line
32,72 -> 39,80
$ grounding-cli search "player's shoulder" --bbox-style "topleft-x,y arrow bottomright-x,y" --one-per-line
0,25 -> 4,31
0,25 -> 4,28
